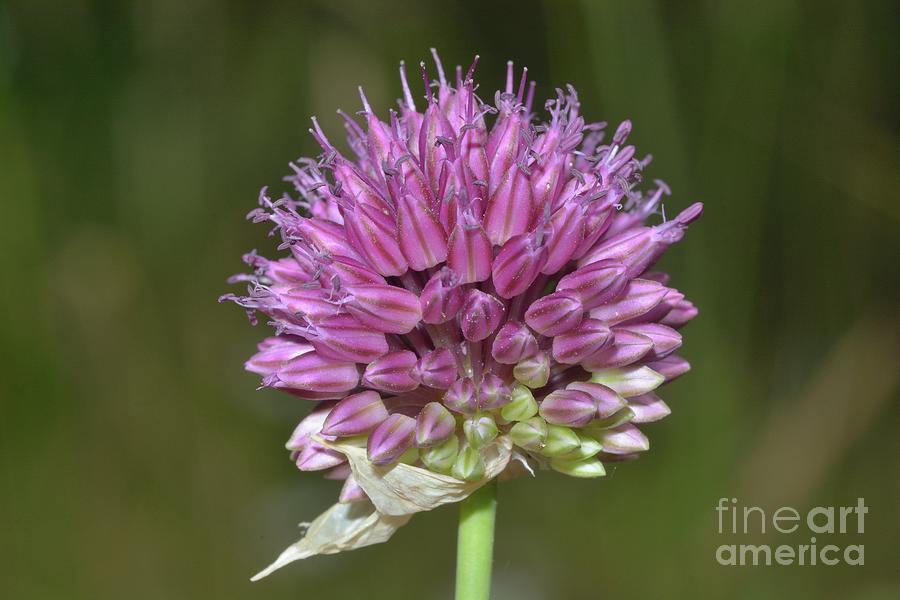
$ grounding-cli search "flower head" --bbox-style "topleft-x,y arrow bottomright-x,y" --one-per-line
225,49 -> 702,575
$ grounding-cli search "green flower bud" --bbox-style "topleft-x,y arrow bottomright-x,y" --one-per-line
541,424 -> 581,457
562,433 -> 603,460
590,366 -> 664,398
508,416 -> 548,451
550,457 -> 607,478
421,435 -> 459,473
464,413 -> 499,448
452,445 -> 486,480
397,447 -> 420,465
583,407 -> 635,433
513,351 -> 550,388
500,384 -> 538,422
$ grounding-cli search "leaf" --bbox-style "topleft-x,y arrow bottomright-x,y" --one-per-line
320,436 -> 513,516
251,501 -> 411,581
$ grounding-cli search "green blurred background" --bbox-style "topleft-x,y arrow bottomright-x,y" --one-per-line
2,1 -> 898,598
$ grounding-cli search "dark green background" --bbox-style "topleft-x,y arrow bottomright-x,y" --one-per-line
2,1 -> 898,598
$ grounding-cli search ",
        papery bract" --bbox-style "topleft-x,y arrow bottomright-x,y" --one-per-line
226,51 -> 703,566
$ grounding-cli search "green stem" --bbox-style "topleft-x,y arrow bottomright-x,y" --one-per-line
454,479 -> 497,600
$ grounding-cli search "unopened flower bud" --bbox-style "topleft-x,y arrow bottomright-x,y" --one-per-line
492,231 -> 548,299
556,260 -> 627,310
362,350 -> 419,393
421,435 -> 459,473
660,299 -> 698,329
245,337 -> 312,377
447,219 -> 492,284
397,192 -> 448,270
478,372 -> 512,410
582,328 -> 653,370
589,279 -> 667,326
590,366 -> 664,397
420,268 -> 464,324
320,391 -> 389,437
367,413 -> 416,465
618,323 -> 682,360
275,351 -> 360,393
296,441 -> 346,471
542,424 -> 581,457
339,474 -> 368,503
285,402 -> 333,452
549,456 -> 607,478
452,445 -> 486,480
598,423 -> 649,454
509,416 -> 548,451
345,283 -> 422,334
415,401 -> 457,447
444,377 -> 477,414
551,318 -> 613,364
342,202 -> 407,276
586,407 -> 635,431
514,350 -> 550,388
539,389 -> 596,427
413,348 -> 458,389
500,384 -> 538,421
460,289 -> 505,341
647,355 -> 691,382
524,290 -> 584,336
627,392 -> 671,423
491,320 -> 538,364
565,381 -> 626,419
464,413 -> 499,448
566,433 -> 603,461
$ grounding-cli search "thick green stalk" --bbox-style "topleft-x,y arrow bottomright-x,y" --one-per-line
454,479 -> 497,600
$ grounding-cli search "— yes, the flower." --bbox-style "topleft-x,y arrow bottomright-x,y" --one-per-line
223,50 -> 702,576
